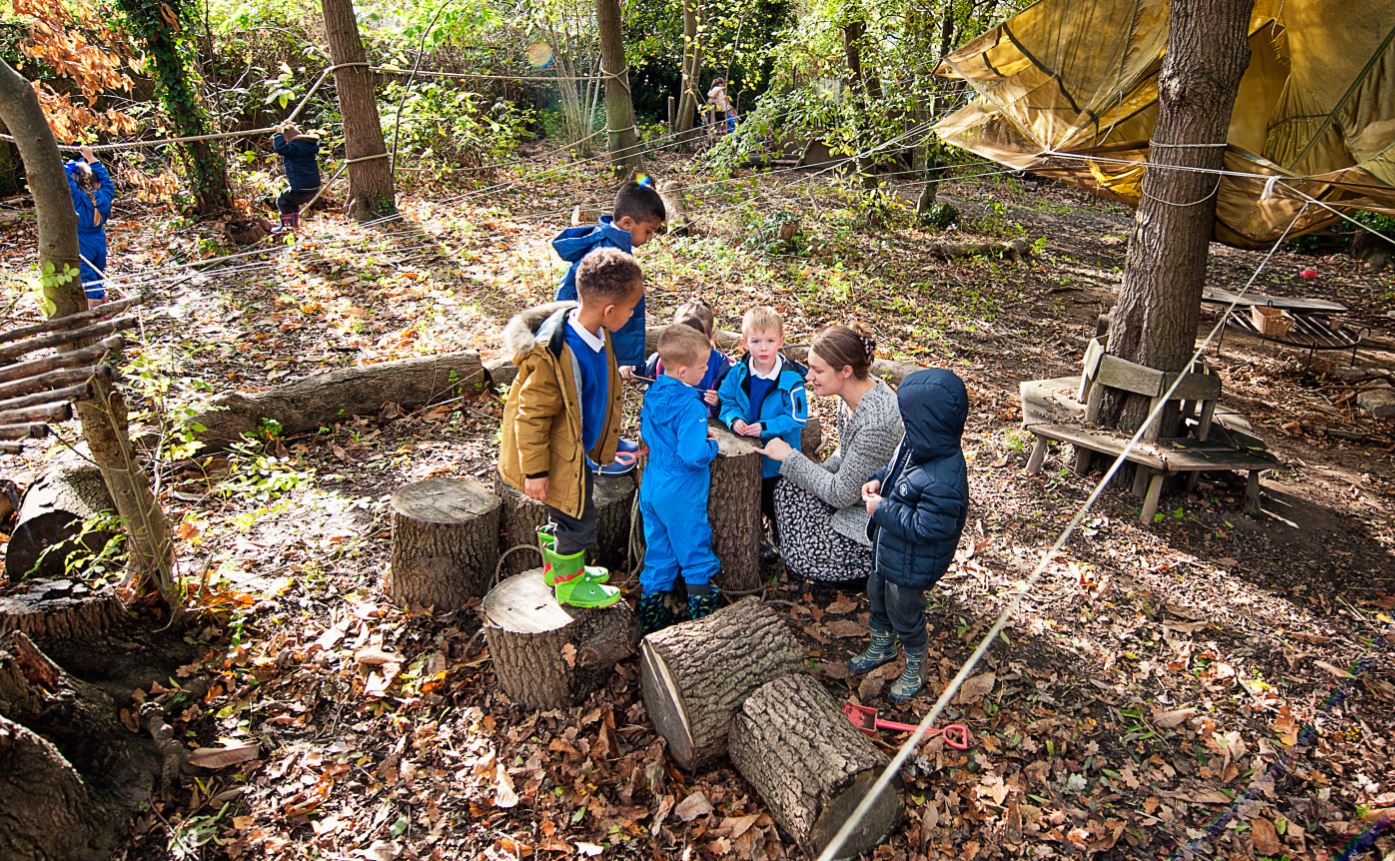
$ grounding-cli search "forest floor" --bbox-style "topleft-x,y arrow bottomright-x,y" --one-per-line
2,146 -> 1395,861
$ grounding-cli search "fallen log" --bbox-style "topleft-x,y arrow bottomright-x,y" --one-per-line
188,350 -> 484,449
924,235 -> 1033,262
729,674 -> 904,858
0,401 -> 71,426
0,422 -> 48,442
0,579 -> 129,649
482,569 -> 637,709
706,424 -> 763,593
0,316 -> 137,365
639,597 -> 804,771
0,336 -> 123,386
0,381 -> 91,413
0,297 -> 142,347
386,477 -> 500,611
496,473 -> 635,579
5,458 -> 118,583
0,364 -> 111,402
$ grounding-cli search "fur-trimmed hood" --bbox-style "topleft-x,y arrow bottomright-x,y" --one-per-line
502,300 -> 578,363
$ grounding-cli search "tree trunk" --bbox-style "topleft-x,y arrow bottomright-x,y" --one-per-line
320,0 -> 395,220
595,0 -> 641,172
5,459 -> 116,582
481,569 -> 637,709
705,424 -> 763,593
496,473 -> 635,579
111,0 -> 231,216
387,478 -> 500,611
843,21 -> 881,189
0,60 -> 180,616
0,715 -> 108,861
188,350 -> 482,450
675,0 -> 704,137
729,674 -> 904,858
1102,0 -> 1255,432
639,597 -> 804,771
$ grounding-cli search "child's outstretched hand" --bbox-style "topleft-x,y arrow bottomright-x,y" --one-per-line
619,366 -> 637,381
524,476 -> 549,501
702,389 -> 719,406
78,144 -> 97,164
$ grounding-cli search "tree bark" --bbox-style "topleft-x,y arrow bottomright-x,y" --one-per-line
705,424 -> 763,593
1102,0 -> 1255,432
0,582 -> 128,656
0,60 -> 180,615
729,674 -> 904,858
675,0 -> 704,137
5,459 -> 117,583
496,473 -> 635,579
0,715 -> 108,861
639,597 -> 805,771
843,21 -> 883,189
188,350 -> 482,449
595,0 -> 641,172
482,569 -> 637,709
320,0 -> 396,220
387,478 -> 500,611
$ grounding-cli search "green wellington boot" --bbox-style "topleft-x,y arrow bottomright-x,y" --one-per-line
887,648 -> 926,704
537,529 -> 608,586
848,625 -> 898,675
543,546 -> 622,609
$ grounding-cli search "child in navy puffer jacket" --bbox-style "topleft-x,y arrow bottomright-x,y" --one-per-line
851,368 -> 969,704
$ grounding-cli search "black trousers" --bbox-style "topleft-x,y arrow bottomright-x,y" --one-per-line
277,187 -> 319,214
868,569 -> 928,653
761,476 -> 780,543
545,471 -> 597,556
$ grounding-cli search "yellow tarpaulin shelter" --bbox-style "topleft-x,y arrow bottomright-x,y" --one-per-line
934,0 -> 1395,248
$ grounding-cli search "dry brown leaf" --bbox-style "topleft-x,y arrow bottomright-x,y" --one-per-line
494,763 -> 519,809
675,790 -> 713,822
1250,817 -> 1282,854
354,645 -> 400,667
1151,707 -> 1197,729
189,741 -> 259,769
955,672 -> 996,705
561,643 -> 577,669
825,594 -> 858,614
721,813 -> 760,839
822,619 -> 865,638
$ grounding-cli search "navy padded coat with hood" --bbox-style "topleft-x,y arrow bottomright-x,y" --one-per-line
867,368 -> 969,589
552,217 -> 646,368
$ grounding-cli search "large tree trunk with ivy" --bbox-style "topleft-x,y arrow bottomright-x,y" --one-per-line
1100,0 -> 1255,433
113,0 -> 231,216
675,0 -> 704,137
843,20 -> 884,189
916,8 -> 960,217
596,0 -> 640,172
0,59 -> 181,617
320,0 -> 396,220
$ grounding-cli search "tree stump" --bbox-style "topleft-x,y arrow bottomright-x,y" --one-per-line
729,674 -> 904,858
481,569 -> 637,709
5,461 -> 117,583
0,579 -> 128,653
707,424 -> 762,592
496,473 -> 636,578
387,478 -> 500,611
639,597 -> 804,771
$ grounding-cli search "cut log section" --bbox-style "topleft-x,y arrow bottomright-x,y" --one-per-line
496,473 -> 636,578
387,477 -> 500,611
639,597 -> 805,771
0,580 -> 128,651
5,461 -> 117,583
707,424 -> 763,593
187,350 -> 484,450
482,569 -> 637,709
729,674 -> 904,858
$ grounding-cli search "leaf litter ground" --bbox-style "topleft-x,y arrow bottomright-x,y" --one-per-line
2,151 -> 1394,860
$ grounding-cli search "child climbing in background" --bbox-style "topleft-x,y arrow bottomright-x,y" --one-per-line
554,174 -> 666,474
271,122 -> 320,233
719,305 -> 807,540
497,248 -> 645,609
707,77 -> 737,134
65,144 -> 115,309
642,299 -> 732,417
851,368 -> 969,704
636,323 -> 723,632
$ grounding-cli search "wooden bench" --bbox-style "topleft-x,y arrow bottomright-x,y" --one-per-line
1020,339 -> 1279,524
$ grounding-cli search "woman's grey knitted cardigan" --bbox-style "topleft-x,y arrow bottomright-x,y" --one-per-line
779,379 -> 904,546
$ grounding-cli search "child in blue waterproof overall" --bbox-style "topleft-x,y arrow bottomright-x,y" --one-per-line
642,299 -> 732,418
271,122 -> 320,232
65,145 -> 115,308
718,305 -> 808,534
636,324 -> 723,633
852,368 -> 969,704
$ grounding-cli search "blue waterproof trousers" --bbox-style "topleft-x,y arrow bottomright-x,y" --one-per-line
639,491 -> 718,595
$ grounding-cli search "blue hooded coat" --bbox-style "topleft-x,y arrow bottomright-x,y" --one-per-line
638,374 -> 720,593
67,161 -> 115,299
552,217 -> 645,368
273,133 -> 321,191
867,368 -> 969,589
717,355 -> 808,479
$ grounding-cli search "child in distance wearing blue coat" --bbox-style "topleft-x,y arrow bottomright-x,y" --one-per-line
65,145 -> 115,308
636,324 -> 722,633
642,299 -> 732,418
852,368 -> 969,704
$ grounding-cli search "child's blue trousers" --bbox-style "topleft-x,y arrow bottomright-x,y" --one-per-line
639,495 -> 718,595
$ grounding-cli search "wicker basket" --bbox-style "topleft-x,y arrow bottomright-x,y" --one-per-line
1250,305 -> 1295,338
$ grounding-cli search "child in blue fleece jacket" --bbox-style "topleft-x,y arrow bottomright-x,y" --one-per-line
65,145 -> 115,307
636,324 -> 722,633
554,175 -> 666,374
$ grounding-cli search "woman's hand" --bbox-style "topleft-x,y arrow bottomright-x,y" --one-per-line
755,437 -> 794,461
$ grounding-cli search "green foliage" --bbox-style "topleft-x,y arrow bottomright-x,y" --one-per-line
383,80 -> 536,173
921,201 -> 959,229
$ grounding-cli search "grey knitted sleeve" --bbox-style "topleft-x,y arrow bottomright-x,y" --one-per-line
780,383 -> 902,509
